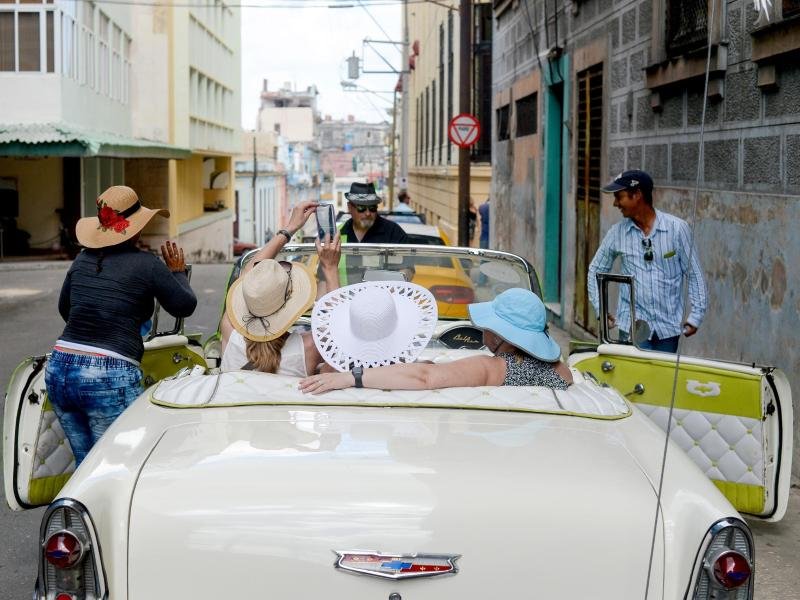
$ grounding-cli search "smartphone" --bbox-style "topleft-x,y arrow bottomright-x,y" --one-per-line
315,203 -> 336,240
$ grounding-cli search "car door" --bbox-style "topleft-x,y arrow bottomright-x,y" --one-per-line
3,318 -> 206,511
568,273 -> 793,522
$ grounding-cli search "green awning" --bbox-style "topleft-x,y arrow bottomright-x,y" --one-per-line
0,123 -> 191,159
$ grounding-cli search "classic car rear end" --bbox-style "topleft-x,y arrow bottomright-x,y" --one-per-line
30,370 -> 754,600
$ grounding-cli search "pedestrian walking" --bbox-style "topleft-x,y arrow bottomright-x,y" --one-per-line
587,170 -> 707,353
45,185 -> 197,465
478,198 -> 490,249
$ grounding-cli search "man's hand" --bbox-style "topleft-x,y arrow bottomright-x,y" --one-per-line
316,233 -> 341,270
286,200 -> 319,235
607,313 -> 617,328
683,323 -> 698,337
161,241 -> 186,273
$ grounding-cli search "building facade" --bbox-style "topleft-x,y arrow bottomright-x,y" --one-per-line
257,80 -> 321,214
234,130 -> 286,247
405,0 -> 493,244
0,0 -> 240,261
319,114 -> 390,209
492,0 -> 800,469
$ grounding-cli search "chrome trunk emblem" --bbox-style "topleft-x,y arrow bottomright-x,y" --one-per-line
334,551 -> 460,580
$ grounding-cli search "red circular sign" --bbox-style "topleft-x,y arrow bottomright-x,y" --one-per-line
448,113 -> 481,148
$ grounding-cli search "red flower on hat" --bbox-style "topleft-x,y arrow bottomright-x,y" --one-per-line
96,200 -> 130,234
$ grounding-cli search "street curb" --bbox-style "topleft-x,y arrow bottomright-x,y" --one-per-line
0,260 -> 72,272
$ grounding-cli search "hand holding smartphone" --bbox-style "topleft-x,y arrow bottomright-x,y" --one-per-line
315,203 -> 336,240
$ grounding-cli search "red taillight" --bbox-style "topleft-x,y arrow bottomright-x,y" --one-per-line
55,594 -> 75,600
431,285 -> 475,304
44,531 -> 85,569
712,550 -> 751,589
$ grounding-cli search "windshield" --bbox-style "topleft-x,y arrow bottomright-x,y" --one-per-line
236,244 -> 538,321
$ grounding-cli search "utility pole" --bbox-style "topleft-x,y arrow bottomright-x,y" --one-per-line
457,0 -> 472,247
400,0 -> 410,192
252,135 -> 258,244
388,88 -> 398,211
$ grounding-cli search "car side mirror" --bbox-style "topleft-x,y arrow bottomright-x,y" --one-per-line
596,272 -> 639,346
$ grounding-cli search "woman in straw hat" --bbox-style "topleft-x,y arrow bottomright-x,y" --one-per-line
45,185 -> 197,466
299,287 -> 573,394
220,200 -> 342,375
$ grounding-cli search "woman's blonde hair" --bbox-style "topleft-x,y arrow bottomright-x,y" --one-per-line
245,332 -> 290,373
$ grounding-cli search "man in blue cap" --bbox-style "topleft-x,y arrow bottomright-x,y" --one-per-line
587,169 -> 707,353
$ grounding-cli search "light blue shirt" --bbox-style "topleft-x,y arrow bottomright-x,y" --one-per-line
587,209 -> 707,339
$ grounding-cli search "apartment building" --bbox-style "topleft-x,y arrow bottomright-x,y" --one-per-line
234,130 -> 286,247
257,80 -> 321,214
0,0 -> 240,260
405,0 -> 493,243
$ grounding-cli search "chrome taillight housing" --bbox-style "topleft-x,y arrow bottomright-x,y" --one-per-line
35,499 -> 107,600
690,518 -> 754,599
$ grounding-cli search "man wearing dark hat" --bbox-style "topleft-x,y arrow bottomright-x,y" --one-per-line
340,182 -> 409,244
587,169 -> 707,353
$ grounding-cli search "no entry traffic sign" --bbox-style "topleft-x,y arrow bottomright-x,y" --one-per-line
448,113 -> 481,148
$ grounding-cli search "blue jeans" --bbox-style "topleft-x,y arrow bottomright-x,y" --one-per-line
45,350 -> 142,466
621,331 -> 680,353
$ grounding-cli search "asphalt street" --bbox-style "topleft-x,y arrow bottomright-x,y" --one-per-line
0,260 -> 797,598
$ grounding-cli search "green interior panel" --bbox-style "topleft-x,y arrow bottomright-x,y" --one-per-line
28,473 -> 73,506
712,481 -> 765,515
140,345 -> 207,385
573,354 -> 762,419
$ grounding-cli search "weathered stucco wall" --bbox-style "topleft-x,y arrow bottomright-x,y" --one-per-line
493,0 -> 800,474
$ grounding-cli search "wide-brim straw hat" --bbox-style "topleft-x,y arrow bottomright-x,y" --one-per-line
468,288 -> 561,362
75,185 -> 169,249
226,259 -> 316,342
311,281 -> 438,372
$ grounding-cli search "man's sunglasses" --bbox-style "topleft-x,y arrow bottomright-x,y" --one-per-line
641,238 -> 654,262
354,204 -> 378,213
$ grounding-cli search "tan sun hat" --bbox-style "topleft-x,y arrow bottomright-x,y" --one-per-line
226,259 -> 317,342
75,185 -> 169,249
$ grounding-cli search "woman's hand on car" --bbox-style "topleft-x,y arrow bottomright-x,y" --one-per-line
286,200 -> 319,235
161,241 -> 187,273
299,371 -> 353,395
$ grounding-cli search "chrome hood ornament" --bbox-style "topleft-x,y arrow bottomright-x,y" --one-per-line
333,551 -> 460,580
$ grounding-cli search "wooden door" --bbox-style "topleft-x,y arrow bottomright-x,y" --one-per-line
573,64 -> 603,334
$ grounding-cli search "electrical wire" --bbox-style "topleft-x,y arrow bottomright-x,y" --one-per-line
643,1 -> 717,598
70,0 -> 437,9
357,0 -> 403,52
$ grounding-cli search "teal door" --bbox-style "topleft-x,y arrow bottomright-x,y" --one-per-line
543,56 -> 568,304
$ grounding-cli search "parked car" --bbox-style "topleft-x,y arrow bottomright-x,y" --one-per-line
4,245 -> 791,600
233,238 -> 257,256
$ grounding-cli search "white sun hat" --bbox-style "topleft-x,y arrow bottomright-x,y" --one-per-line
312,281 -> 438,372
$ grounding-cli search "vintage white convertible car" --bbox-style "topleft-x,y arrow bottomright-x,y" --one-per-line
3,245 -> 792,600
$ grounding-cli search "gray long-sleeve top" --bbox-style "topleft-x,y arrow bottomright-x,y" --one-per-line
57,246 -> 197,361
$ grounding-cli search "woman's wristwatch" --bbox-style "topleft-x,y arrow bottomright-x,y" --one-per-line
277,229 -> 293,241
351,365 -> 364,388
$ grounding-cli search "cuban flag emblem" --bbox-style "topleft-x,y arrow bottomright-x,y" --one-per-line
334,551 -> 460,580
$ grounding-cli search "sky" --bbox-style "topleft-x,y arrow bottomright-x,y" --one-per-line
240,3 -> 402,129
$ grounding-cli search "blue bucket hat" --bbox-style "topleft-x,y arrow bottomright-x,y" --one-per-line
468,288 -> 561,362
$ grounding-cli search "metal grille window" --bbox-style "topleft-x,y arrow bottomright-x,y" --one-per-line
666,0 -> 708,56
497,105 -> 510,141
515,93 -> 537,137
447,12 -> 454,164
472,2 -> 492,162
439,23 -> 445,165
784,0 -> 800,18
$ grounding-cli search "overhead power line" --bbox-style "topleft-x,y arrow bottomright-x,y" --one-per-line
71,0 -> 441,9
